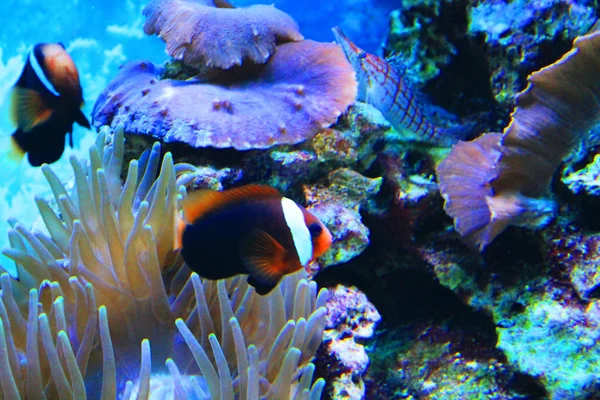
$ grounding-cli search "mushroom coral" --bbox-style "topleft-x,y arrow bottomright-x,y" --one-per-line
143,0 -> 303,69
92,40 -> 357,150
0,126 -> 327,399
436,28 -> 600,250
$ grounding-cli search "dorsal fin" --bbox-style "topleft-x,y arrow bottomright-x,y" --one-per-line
182,184 -> 282,224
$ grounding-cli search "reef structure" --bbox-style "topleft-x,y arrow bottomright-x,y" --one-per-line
382,0 -> 598,122
321,285 -> 381,399
468,0 -> 598,109
93,0 -> 357,151
437,27 -> 600,249
93,40 -> 357,150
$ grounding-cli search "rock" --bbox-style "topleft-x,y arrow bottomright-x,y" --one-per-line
562,154 -> 600,196
468,0 -> 597,109
313,102 -> 391,171
322,285 -> 381,400
385,1 -> 457,85
304,169 -> 382,269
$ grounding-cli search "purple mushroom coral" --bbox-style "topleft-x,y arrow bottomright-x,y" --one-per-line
94,0 -> 358,150
143,0 -> 303,69
92,40 -> 357,150
437,28 -> 600,250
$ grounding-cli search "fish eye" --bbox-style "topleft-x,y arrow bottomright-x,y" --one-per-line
358,51 -> 367,59
308,223 -> 322,237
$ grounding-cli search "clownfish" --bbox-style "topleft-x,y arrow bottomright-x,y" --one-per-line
7,43 -> 90,167
177,184 -> 333,295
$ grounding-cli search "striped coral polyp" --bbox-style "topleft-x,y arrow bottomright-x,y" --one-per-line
0,125 -> 327,399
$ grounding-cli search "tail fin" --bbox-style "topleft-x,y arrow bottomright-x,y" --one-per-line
25,137 -> 65,167
7,134 -> 25,164
430,122 -> 475,148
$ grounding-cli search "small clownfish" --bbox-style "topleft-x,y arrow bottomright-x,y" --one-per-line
8,43 -> 90,167
176,184 -> 333,295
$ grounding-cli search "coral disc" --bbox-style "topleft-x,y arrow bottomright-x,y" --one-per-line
92,40 -> 358,150
143,0 -> 303,69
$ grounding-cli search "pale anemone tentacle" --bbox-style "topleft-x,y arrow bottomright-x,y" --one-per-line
0,125 -> 328,399
0,270 -> 327,399
4,127 -> 181,378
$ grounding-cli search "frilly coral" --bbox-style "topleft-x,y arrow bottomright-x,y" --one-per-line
92,40 -> 357,150
143,0 -> 303,69
436,133 -> 503,246
437,28 -> 600,249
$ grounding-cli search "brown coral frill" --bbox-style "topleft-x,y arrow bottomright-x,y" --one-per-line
143,0 -> 303,69
92,40 -> 358,150
436,133 -> 503,247
437,28 -> 600,250
494,28 -> 600,196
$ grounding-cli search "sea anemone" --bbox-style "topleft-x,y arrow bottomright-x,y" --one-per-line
436,28 -> 600,249
92,40 -> 357,150
143,0 -> 303,69
0,126 -> 327,398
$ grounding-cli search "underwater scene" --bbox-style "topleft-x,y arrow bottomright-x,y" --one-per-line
1,0 -> 600,399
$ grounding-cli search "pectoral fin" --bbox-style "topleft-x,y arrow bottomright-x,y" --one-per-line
239,229 -> 288,294
10,87 -> 53,132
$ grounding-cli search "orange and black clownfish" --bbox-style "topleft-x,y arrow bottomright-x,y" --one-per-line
8,43 -> 90,167
176,184 -> 333,295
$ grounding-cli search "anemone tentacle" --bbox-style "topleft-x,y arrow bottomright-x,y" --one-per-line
0,125 -> 327,399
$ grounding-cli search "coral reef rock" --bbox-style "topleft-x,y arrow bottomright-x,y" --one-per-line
562,154 -> 600,196
384,0 -> 598,126
312,102 -> 391,172
424,221 -> 600,399
498,294 -> 600,399
243,149 -> 320,195
468,0 -> 598,108
322,285 -> 381,400
385,1 -> 457,85
175,162 -> 244,190
304,169 -> 382,270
